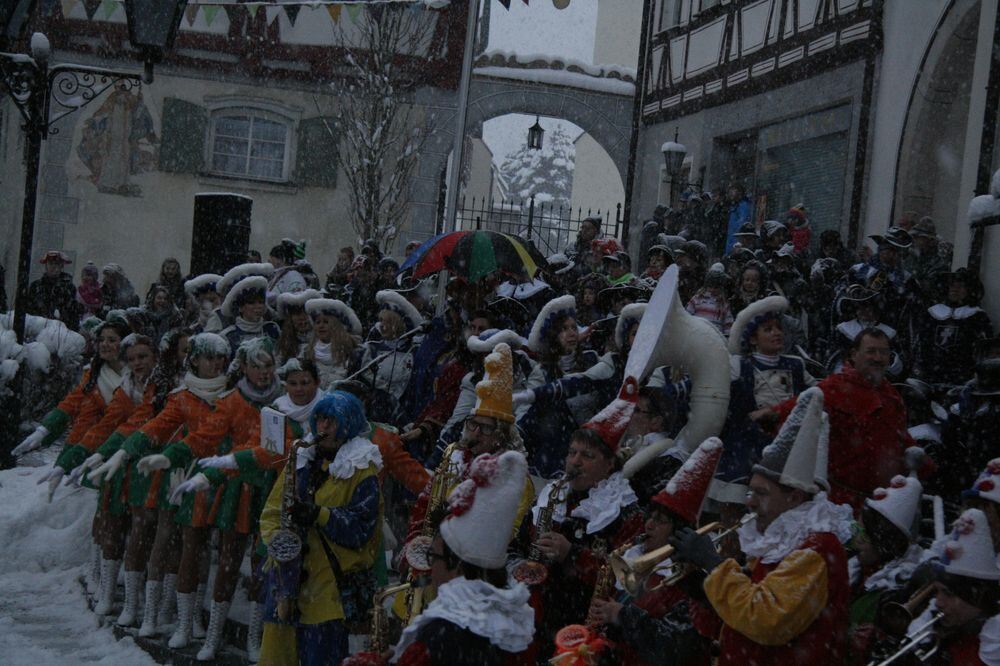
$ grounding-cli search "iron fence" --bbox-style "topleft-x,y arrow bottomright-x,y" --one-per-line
451,196 -> 623,257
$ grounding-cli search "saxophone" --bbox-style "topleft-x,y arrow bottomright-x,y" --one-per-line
512,477 -> 568,586
368,582 -> 412,655
402,443 -> 460,623
268,440 -> 306,622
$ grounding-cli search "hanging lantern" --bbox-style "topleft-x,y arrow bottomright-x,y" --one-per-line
527,116 -> 544,151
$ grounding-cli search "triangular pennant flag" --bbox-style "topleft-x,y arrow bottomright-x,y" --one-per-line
265,5 -> 281,25
498,0 -> 511,8
59,0 -> 78,18
326,4 -> 342,23
246,3 -> 260,19
345,4 -> 362,22
185,4 -> 198,25
202,4 -> 220,26
82,0 -> 101,19
284,5 -> 300,25
99,0 -> 116,19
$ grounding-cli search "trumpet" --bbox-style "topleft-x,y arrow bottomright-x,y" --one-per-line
871,610 -> 942,665
611,513 -> 755,596
878,582 -> 936,637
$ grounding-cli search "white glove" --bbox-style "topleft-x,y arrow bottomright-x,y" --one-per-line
198,454 -> 237,470
512,390 -> 536,407
169,472 -> 210,506
137,454 -> 170,476
66,452 -> 104,486
13,426 -> 49,456
88,449 -> 129,484
37,467 -> 64,502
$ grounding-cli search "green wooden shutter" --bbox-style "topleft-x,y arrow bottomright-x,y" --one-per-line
159,97 -> 207,174
294,117 -> 338,188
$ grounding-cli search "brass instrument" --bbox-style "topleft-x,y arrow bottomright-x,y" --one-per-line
367,583 -> 412,656
871,611 -> 943,666
268,440 -> 306,622
611,513 -> 756,596
512,477 -> 568,586
879,582 -> 936,637
402,443 -> 461,623
586,538 -> 631,627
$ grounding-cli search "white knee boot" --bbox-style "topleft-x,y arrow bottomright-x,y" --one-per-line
94,559 -> 121,616
116,571 -> 144,626
191,583 -> 207,638
86,543 -> 101,594
168,592 -> 194,649
196,600 -> 230,661
246,601 -> 263,663
138,579 -> 162,637
157,573 -> 177,626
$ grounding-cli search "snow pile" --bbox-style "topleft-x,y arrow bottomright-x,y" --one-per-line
0,466 -> 155,664
968,168 -> 1000,222
476,49 -> 637,81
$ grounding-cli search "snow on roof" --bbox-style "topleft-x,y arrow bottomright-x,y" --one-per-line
477,49 -> 636,80
195,192 -> 254,201
474,66 -> 635,96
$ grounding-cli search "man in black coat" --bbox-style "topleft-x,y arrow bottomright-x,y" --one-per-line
26,250 -> 79,330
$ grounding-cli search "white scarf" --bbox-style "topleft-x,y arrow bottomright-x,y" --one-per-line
738,492 -> 855,564
236,316 -> 264,334
863,543 -> 925,592
97,363 -> 123,405
534,472 -> 638,535
273,391 -> 323,428
391,577 -> 534,661
181,371 -> 228,405
237,376 -> 283,406
118,368 -> 147,405
313,341 -> 333,365
297,436 -> 382,480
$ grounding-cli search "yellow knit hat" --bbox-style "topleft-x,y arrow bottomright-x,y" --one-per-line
472,343 -> 515,423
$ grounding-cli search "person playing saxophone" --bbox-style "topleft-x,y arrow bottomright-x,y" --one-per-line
259,391 -> 383,665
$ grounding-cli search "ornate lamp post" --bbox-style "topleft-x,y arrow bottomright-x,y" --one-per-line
0,2 -> 186,464
661,128 -> 687,205
527,115 -> 544,151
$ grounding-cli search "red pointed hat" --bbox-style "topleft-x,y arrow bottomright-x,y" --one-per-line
582,376 -> 640,454
651,437 -> 724,524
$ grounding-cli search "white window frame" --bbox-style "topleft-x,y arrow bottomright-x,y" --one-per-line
207,108 -> 294,183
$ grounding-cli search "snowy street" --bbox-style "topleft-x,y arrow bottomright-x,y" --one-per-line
0,460 -> 155,666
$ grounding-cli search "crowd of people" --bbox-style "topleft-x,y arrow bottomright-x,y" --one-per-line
9,201 -> 1000,665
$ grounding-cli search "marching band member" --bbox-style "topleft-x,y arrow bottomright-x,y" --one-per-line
671,387 -> 855,665
259,391 -> 383,665
391,450 -> 535,665
588,437 -> 725,666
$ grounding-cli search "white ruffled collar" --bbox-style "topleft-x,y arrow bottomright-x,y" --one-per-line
863,543 -> 925,592
391,577 -> 534,661
981,614 -> 1000,665
929,304 -> 983,321
572,472 -> 638,534
738,493 -> 855,564
296,436 -> 382,480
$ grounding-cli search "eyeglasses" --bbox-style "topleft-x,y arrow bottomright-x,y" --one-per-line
464,418 -> 498,435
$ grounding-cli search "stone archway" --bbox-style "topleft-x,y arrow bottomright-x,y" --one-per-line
893,0 -> 981,240
408,74 -> 634,243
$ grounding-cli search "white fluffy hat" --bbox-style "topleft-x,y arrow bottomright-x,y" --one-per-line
467,328 -> 527,354
222,275 -> 268,317
276,289 -> 321,319
440,450 -> 528,569
375,289 -> 424,331
547,253 -> 576,276
217,262 -> 275,297
866,474 -> 923,537
184,273 -> 223,296
752,387 -> 829,494
513,278 -> 552,301
963,458 -> 1000,505
942,509 -> 1000,580
527,294 -> 576,353
305,298 -> 362,337
728,295 -> 789,354
614,303 -> 646,350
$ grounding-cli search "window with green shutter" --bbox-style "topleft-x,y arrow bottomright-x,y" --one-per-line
294,116 -> 338,188
159,97 -> 207,174
209,109 -> 293,182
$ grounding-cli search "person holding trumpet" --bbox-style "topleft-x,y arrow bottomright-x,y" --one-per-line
588,437 -> 725,666
670,387 -> 856,666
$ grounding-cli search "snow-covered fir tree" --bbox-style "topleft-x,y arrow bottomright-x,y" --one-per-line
498,124 -> 576,208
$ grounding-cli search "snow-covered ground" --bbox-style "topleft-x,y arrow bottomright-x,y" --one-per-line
0,457 -> 155,665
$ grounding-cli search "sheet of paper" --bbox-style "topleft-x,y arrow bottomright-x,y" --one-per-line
260,407 -> 286,455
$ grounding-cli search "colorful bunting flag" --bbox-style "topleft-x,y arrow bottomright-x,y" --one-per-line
185,4 -> 199,25
202,4 -> 220,25
284,5 -> 300,25
81,0 -> 101,19
326,4 -> 341,23
59,0 -> 78,18
246,2 -> 260,18
99,0 -> 116,19
345,3 -> 362,22
265,5 -> 282,25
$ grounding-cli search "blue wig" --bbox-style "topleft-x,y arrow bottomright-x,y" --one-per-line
310,390 -> 368,441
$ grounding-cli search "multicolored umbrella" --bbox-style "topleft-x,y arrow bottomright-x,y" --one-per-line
399,230 -> 547,282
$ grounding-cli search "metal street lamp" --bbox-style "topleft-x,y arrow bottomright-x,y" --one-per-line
0,4 -> 187,465
527,115 -> 544,151
661,128 -> 700,205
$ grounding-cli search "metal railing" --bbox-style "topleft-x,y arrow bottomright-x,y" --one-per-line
452,195 -> 623,256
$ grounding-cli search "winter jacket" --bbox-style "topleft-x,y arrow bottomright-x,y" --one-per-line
357,336 -> 419,423
724,198 -> 753,254
39,367 -> 114,451
914,304 -> 993,385
706,531 -> 850,666
939,385 -> 1000,499
54,380 -> 149,473
772,366 -> 913,511
27,272 -> 79,329
395,618 -> 510,666
220,320 -> 281,359
266,266 -> 306,310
